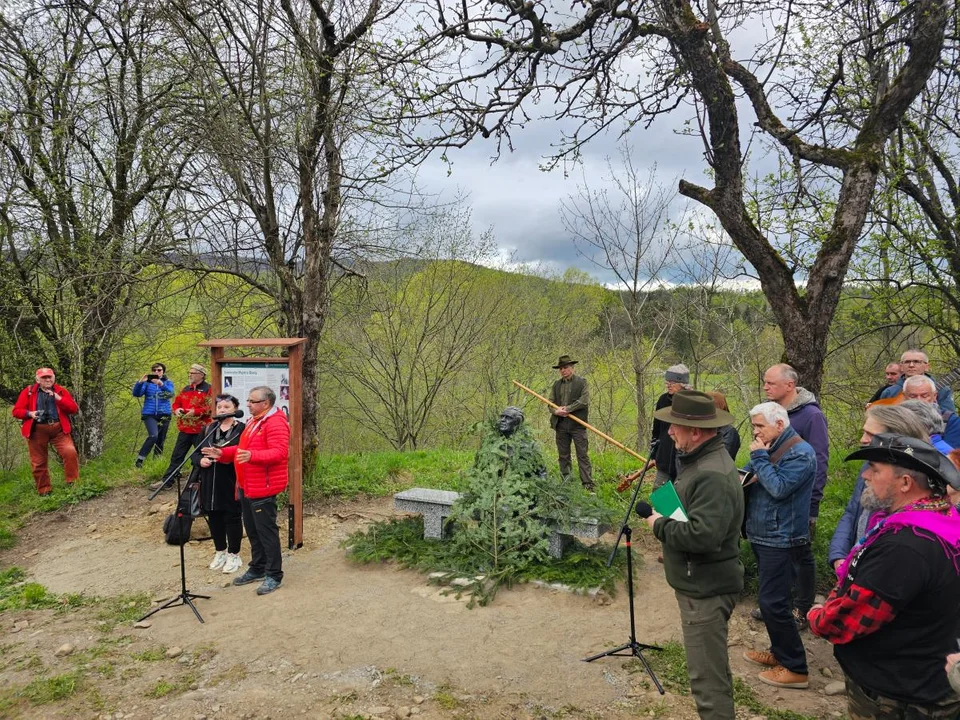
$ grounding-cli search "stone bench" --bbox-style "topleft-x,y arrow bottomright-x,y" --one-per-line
393,488 -> 461,539
394,488 -> 607,558
545,518 -> 609,559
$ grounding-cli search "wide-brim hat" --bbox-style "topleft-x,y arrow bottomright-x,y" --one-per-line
653,390 -> 734,428
845,433 -> 960,492
552,355 -> 578,369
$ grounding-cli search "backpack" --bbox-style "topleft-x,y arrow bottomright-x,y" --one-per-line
162,477 -> 201,546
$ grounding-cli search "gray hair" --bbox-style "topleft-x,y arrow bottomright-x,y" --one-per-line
749,401 -> 790,427
768,363 -> 799,384
865,405 -> 928,439
899,399 -> 945,435
251,385 -> 277,407
901,348 -> 928,363
903,375 -> 937,395
891,465 -> 937,495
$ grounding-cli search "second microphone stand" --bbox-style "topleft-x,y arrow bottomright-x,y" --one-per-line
583,449 -> 663,694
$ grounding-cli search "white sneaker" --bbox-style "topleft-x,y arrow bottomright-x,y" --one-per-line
222,553 -> 243,574
209,551 -> 227,570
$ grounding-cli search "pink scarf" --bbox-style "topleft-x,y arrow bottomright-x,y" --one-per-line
835,499 -> 960,586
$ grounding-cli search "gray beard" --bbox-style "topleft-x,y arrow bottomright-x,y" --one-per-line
860,486 -> 892,513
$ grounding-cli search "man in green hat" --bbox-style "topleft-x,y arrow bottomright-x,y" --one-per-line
548,355 -> 593,490
639,389 -> 744,720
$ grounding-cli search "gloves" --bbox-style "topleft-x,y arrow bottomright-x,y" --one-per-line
635,501 -> 653,519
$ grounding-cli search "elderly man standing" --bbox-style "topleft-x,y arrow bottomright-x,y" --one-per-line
880,348 -> 955,412
639,390 -> 743,720
741,402 -> 816,689
204,386 -> 290,596
12,367 -> 80,495
808,434 -> 960,719
902,375 -> 960,447
548,355 -> 593,491
761,363 -> 828,628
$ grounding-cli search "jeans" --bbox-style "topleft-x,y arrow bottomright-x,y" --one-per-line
241,491 -> 283,581
556,424 -> 593,489
793,522 -> 817,615
752,543 -> 808,674
137,414 -> 171,460
675,590 -> 738,720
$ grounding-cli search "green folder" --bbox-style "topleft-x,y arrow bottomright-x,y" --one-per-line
650,481 -> 689,522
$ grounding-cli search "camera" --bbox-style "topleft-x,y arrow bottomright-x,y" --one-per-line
146,374 -> 159,381
33,411 -> 50,424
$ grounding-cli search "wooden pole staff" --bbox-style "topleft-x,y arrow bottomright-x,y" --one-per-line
512,379 -> 649,464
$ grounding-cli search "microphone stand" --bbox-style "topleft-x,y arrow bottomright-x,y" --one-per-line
141,419 -> 227,624
583,444 -> 663,694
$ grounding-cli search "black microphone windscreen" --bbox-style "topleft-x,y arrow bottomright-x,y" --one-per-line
234,410 -> 244,418
635,501 -> 653,519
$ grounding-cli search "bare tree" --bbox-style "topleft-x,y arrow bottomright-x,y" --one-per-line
167,0 -> 435,467
404,0 -> 950,393
328,206 -> 503,450
559,152 -> 679,448
0,1 -> 190,457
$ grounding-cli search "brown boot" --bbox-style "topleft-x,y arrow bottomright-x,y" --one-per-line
743,650 -> 778,667
758,665 -> 809,689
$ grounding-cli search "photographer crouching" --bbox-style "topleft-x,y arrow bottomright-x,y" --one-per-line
11,368 -> 79,495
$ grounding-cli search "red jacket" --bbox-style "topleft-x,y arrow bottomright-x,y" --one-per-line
12,383 -> 79,438
171,381 -> 213,434
218,408 -> 289,498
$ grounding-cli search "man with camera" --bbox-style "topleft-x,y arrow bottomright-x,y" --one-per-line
152,364 -> 213,491
12,367 -> 80,495
132,362 -> 175,468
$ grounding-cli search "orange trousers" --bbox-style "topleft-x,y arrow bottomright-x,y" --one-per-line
27,423 -> 79,494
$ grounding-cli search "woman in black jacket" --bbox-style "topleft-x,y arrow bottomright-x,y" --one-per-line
708,391 -> 741,462
193,394 -> 245,574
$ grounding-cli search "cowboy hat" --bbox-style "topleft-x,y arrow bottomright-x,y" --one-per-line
552,355 -> 578,369
653,390 -> 734,428
845,433 -> 960,493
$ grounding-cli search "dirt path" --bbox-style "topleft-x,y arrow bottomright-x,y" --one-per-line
0,488 -> 848,719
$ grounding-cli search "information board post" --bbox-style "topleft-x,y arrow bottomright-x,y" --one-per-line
198,338 -> 306,549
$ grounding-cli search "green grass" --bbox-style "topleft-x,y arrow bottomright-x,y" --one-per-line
733,677 -> 818,720
0,567 -> 86,612
307,449 -> 473,499
131,647 -> 166,662
344,515 -> 627,603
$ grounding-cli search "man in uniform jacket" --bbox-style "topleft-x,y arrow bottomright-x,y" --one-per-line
639,390 -> 744,720
548,355 -> 592,490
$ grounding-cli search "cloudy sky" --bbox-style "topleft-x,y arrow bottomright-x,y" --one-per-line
412,105 -> 745,287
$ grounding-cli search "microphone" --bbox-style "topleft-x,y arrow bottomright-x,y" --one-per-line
213,410 -> 244,420
635,501 -> 653,519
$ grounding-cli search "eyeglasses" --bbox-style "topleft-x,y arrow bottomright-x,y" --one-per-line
247,398 -> 267,405
151,368 -> 163,372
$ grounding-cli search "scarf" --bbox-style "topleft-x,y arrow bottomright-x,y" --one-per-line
835,497 -> 960,587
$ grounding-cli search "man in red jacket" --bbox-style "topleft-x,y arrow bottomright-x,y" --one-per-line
152,364 -> 213,491
203,385 -> 289,596
11,367 -> 80,495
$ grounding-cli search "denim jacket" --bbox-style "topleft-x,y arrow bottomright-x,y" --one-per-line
743,426 -> 816,548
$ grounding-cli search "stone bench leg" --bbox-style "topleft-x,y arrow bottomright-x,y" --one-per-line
548,531 -> 571,559
422,513 -> 447,540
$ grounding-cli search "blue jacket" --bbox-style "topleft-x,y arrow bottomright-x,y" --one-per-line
880,375 -> 955,413
943,412 -> 960,448
133,377 -> 174,416
828,466 -> 865,566
743,426 -> 817,548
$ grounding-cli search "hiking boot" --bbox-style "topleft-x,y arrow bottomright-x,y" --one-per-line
256,577 -> 281,595
222,553 -> 243,574
209,551 -> 227,570
135,457 -> 144,469
758,665 -> 809,689
743,650 -> 778,667
750,607 -> 763,621
232,569 -> 265,586
794,608 -> 809,632
148,479 -> 172,492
